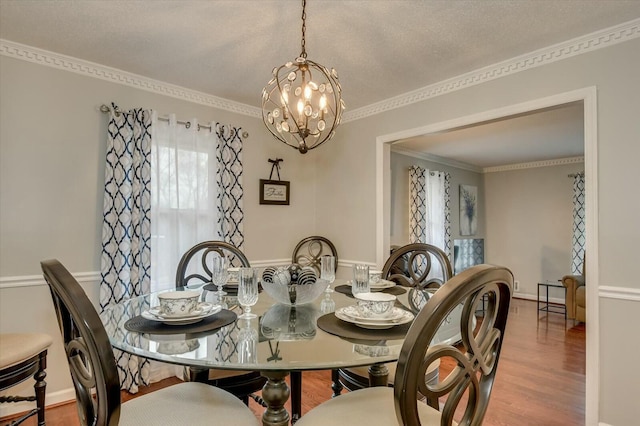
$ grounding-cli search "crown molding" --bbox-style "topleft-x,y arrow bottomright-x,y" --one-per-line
483,156 -> 584,173
343,18 -> 640,122
2,18 -> 638,123
391,147 -> 483,173
0,39 -> 262,118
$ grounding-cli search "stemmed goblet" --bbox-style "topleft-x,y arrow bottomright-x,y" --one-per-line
320,255 -> 336,293
238,267 -> 259,319
212,257 -> 228,297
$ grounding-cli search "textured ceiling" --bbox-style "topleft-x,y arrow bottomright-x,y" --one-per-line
2,0 -> 640,110
2,0 -> 639,166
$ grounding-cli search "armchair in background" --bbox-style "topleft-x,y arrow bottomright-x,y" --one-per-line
562,255 -> 586,322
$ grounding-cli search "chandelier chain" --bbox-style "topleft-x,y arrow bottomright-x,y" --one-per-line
300,0 -> 307,58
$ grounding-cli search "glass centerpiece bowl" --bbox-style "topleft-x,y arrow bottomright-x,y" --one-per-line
261,264 -> 326,305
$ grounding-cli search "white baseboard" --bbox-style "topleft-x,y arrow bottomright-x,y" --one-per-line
513,292 -> 565,305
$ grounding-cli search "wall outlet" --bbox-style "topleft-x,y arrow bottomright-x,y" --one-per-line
514,280 -> 520,292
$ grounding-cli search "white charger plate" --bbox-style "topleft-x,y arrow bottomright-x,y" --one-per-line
335,307 -> 414,329
142,302 -> 221,325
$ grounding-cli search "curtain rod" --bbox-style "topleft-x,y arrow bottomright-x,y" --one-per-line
99,104 -> 248,138
568,172 -> 584,177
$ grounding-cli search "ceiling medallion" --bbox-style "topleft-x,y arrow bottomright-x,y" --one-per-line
261,0 -> 345,154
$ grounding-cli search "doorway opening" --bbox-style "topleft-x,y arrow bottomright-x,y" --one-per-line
375,86 -> 598,424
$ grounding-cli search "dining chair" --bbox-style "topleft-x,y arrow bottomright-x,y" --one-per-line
290,235 -> 339,423
175,240 -> 266,404
291,235 -> 339,275
336,243 -> 453,397
297,264 -> 513,426
41,259 -> 259,426
0,333 -> 52,426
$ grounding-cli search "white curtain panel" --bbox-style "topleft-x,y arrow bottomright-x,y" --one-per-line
150,113 -> 220,292
408,167 -> 452,278
571,173 -> 586,274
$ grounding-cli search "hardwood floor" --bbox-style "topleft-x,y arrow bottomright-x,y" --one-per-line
1,298 -> 585,425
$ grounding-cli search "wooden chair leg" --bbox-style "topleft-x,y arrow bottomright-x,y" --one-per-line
290,371 -> 302,424
34,351 -> 47,426
331,369 -> 342,397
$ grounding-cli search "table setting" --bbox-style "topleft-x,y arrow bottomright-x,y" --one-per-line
101,259 -> 415,426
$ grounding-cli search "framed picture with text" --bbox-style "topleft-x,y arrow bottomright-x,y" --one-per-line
260,179 -> 290,205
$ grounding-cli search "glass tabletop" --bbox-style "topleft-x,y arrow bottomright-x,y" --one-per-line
100,280 -> 409,372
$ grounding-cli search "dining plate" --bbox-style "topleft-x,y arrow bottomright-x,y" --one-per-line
369,279 -> 396,291
142,303 -> 221,325
340,305 -> 407,322
346,279 -> 396,291
335,307 -> 414,329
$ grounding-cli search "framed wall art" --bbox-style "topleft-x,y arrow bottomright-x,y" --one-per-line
459,184 -> 477,236
260,179 -> 290,205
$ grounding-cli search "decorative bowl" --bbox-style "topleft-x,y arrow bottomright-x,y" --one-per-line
157,290 -> 200,317
261,264 -> 326,305
354,292 -> 397,319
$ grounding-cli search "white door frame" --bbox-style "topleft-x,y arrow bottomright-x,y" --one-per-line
375,86 -> 599,425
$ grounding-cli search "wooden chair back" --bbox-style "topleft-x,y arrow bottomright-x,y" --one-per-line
42,259 -> 121,426
394,264 -> 513,425
175,240 -> 250,288
291,236 -> 338,275
383,243 -> 453,313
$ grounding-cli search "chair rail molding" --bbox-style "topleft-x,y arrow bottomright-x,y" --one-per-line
0,272 -> 100,289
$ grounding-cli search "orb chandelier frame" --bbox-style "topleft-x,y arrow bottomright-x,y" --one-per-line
261,0 -> 345,154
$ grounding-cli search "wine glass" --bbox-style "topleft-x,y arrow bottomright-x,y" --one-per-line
238,267 -> 258,319
212,257 -> 228,296
320,255 -> 336,293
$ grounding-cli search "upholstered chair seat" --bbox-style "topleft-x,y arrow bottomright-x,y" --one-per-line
42,259 -> 259,426
118,381 -> 258,426
0,333 -> 53,426
298,264 -> 513,426
296,387 -> 453,426
0,334 -> 52,371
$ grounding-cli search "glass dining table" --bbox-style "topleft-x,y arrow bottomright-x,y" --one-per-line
100,279 -> 412,426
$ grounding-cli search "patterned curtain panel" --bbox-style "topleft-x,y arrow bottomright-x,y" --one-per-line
150,114 -> 219,292
99,106 -> 151,393
216,124 -> 245,258
571,173 -> 586,274
409,166 -> 426,243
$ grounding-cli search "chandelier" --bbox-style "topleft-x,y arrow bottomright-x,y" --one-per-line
261,0 -> 345,154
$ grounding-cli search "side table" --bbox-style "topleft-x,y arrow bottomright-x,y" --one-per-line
537,281 -> 567,318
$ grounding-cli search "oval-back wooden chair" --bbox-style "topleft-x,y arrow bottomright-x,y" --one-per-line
41,259 -> 258,426
291,236 -> 338,276
298,264 -> 513,426
336,243 -> 454,396
174,241 -> 266,404
290,236 -> 339,423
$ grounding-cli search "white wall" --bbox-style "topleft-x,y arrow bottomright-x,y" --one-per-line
315,38 -> 640,425
0,55 -> 318,411
484,163 -> 582,298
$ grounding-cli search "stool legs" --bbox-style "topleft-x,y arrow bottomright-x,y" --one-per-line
34,351 -> 47,426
